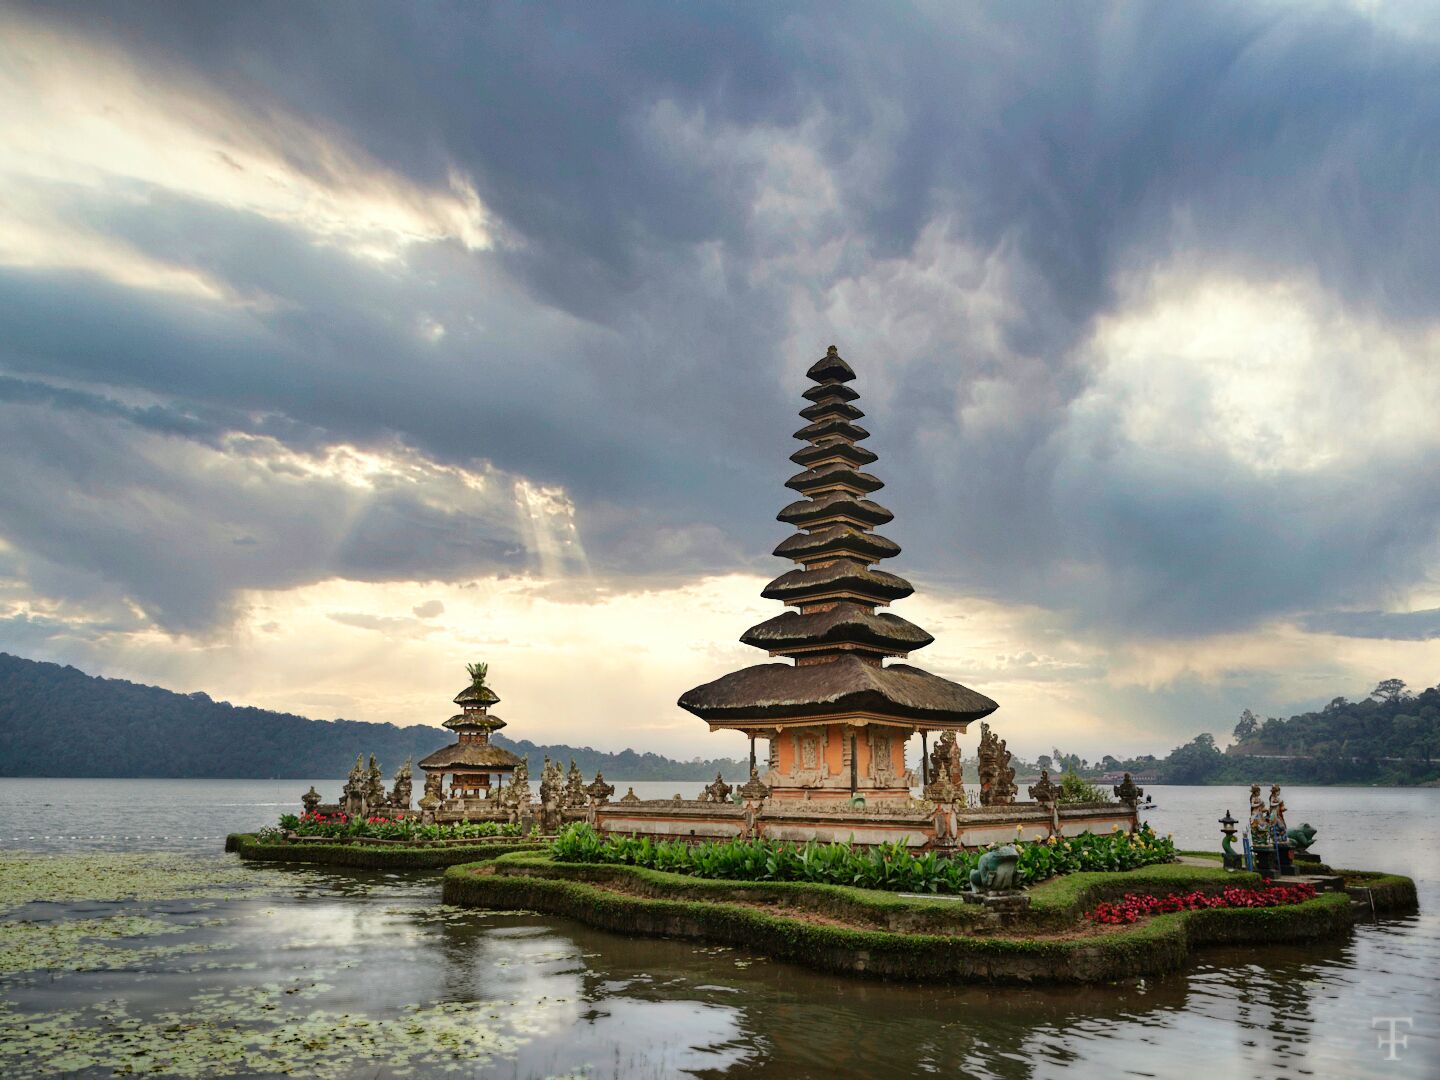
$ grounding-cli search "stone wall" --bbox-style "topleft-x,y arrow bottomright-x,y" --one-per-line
591,798 -> 1137,849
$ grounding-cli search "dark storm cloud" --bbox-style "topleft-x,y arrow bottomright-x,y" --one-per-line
1301,609 -> 1440,642
3,0 -> 1440,641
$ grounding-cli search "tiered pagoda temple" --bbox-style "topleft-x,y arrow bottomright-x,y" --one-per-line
419,664 -> 523,801
679,346 -> 998,799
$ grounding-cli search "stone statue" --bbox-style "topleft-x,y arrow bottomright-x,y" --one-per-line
977,724 -> 999,805
585,771 -> 616,805
923,760 -> 959,804
969,845 -> 1020,892
343,755 -> 366,816
419,771 -> 443,808
301,786 -> 321,815
561,760 -> 585,809
1219,810 -> 1243,870
929,731 -> 964,793
1268,784 -> 1287,835
539,759 -> 563,833
737,765 -> 770,803
1112,772 -> 1143,808
389,759 -> 413,810
702,772 -> 733,803
510,760 -> 532,806
365,754 -> 387,810
1288,822 -> 1317,852
993,737 -> 1017,804
537,756 -> 557,806
1028,769 -> 1058,805
1248,783 -> 1268,839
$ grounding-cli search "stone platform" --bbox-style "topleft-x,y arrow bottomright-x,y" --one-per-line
591,796 -> 1137,850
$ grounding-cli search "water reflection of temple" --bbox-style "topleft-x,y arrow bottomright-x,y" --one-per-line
679,347 -> 998,799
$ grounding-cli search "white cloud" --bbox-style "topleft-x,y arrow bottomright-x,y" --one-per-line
0,9 -> 490,297
1078,268 -> 1440,474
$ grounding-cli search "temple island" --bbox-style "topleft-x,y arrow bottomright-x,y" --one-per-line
235,345 -> 1417,983
281,348 -> 1135,849
584,347 -> 1131,847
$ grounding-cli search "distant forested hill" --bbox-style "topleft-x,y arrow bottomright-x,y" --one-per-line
0,653 -> 746,781
1094,679 -> 1440,786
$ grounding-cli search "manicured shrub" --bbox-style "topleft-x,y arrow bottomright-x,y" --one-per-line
276,811 -> 521,841
549,822 -> 1176,894
1086,882 -> 1318,925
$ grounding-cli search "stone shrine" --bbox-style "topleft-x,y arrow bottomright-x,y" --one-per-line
418,663 -> 523,804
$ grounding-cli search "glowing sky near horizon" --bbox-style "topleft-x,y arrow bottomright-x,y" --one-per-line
2,1 -> 1439,760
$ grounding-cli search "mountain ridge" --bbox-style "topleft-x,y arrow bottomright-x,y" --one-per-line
0,652 -> 747,781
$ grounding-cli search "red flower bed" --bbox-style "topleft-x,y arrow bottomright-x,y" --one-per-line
301,811 -> 348,825
1087,882 -> 1318,925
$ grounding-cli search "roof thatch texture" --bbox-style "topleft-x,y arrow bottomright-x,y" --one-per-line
777,492 -> 893,528
773,524 -> 900,562
418,743 -> 522,770
785,463 -> 884,494
762,561 -> 914,604
740,604 -> 933,653
442,712 -> 507,732
806,346 -> 857,383
678,655 -> 998,724
453,683 -> 501,707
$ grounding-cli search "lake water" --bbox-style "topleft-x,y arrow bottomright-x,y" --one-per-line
0,779 -> 1436,1078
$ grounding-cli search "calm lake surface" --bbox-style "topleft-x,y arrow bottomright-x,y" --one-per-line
0,779 -> 1436,1079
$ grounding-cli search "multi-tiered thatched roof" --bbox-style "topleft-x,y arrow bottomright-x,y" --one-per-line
678,347 -> 998,729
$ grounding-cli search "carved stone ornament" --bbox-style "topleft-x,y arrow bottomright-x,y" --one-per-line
1027,769 -> 1059,805
585,771 -> 616,805
1112,772 -> 1143,807
923,760 -> 960,804
702,771 -> 734,803
618,786 -> 642,806
738,765 -> 771,802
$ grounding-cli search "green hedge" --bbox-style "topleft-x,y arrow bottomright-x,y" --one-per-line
442,857 -> 1356,984
1337,870 -> 1420,913
227,833 -> 546,869
550,822 -> 1177,892
484,851 -> 992,934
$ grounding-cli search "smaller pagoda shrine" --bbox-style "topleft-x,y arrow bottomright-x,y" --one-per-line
419,662 -> 522,803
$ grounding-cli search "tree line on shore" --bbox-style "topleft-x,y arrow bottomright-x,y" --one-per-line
0,653 -> 746,781
2,652 -> 1434,785
1043,679 -> 1440,787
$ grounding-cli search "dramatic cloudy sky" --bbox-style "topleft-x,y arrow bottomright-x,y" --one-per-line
3,0 -> 1439,760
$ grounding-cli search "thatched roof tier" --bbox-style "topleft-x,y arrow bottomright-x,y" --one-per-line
799,399 -> 864,423
762,561 -> 914,605
777,493 -> 894,529
806,346 -> 857,383
442,712 -> 507,732
789,440 -> 878,470
773,524 -> 900,563
678,654 -> 997,727
418,743 -> 522,770
453,683 -> 500,707
802,381 -> 860,404
785,463 -> 884,495
680,344 -> 999,752
741,604 -> 933,653
793,418 -> 869,444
